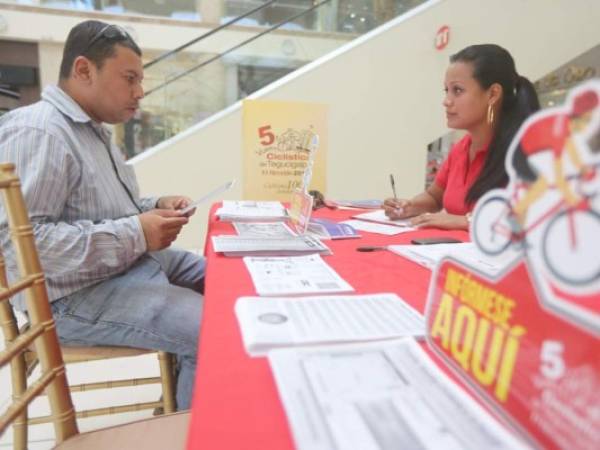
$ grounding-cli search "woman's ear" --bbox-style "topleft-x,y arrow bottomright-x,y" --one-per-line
489,82 -> 503,106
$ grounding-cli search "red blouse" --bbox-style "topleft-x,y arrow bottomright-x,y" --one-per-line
434,134 -> 488,215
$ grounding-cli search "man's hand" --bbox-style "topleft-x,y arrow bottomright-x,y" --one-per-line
410,212 -> 468,230
383,198 -> 416,219
139,209 -> 189,251
157,195 -> 193,212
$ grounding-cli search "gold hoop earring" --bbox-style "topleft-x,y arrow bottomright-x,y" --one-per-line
487,104 -> 495,125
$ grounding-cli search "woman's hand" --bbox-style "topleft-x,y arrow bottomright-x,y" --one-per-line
410,212 -> 468,230
383,198 -> 415,219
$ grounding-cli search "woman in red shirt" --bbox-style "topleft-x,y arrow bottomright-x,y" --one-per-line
383,44 -> 539,229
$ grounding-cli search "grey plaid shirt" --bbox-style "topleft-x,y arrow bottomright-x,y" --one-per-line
0,85 -> 157,309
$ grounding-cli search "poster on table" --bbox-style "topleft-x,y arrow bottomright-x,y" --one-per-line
425,80 -> 600,449
242,99 -> 327,201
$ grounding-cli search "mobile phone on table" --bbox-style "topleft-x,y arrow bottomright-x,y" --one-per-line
411,237 -> 463,245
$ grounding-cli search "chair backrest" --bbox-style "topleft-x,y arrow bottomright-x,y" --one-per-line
0,163 -> 78,448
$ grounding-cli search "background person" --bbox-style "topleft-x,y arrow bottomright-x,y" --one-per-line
0,20 -> 203,410
383,44 -> 540,229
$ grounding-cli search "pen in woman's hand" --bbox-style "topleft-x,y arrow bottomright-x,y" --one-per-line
389,174 -> 398,200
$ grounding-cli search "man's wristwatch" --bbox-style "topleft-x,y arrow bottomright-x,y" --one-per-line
465,212 -> 473,225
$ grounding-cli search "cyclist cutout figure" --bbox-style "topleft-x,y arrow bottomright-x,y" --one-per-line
510,89 -> 599,229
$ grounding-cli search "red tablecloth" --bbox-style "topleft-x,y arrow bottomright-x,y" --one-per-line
186,206 -> 469,449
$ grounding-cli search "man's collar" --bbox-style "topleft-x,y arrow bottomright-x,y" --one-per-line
41,85 -> 94,124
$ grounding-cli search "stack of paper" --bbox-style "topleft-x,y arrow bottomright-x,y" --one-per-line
216,200 -> 288,222
388,242 -> 515,275
233,222 -> 296,238
243,254 -> 351,296
269,339 -> 528,450
212,235 -> 331,257
235,293 -> 424,356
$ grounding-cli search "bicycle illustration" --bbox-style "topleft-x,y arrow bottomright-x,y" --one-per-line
472,164 -> 600,286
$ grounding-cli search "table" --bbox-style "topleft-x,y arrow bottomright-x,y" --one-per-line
186,205 -> 468,449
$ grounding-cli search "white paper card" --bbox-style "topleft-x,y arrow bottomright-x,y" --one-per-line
243,254 -> 353,296
179,179 -> 235,215
269,339 -> 528,450
235,293 -> 424,356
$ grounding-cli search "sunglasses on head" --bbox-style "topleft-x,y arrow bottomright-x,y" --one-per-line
82,24 -> 132,54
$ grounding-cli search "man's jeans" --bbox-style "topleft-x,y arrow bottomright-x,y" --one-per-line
50,248 -> 205,410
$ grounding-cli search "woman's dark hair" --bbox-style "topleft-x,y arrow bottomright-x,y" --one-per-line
450,44 -> 540,204
59,20 -> 141,80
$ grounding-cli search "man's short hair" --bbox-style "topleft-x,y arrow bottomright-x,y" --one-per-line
59,20 -> 142,80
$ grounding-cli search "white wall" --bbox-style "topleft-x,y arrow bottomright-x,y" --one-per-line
130,0 -> 600,250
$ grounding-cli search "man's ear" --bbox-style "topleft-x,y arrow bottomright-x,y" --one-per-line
71,56 -> 94,83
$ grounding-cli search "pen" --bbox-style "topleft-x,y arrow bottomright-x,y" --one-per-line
390,174 -> 398,200
356,246 -> 388,252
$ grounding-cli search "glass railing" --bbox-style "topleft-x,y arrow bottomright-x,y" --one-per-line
3,0 -> 426,34
116,0 -> 428,157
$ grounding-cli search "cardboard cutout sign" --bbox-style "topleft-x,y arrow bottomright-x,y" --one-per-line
426,80 -> 600,450
472,80 -> 600,332
242,100 -> 327,201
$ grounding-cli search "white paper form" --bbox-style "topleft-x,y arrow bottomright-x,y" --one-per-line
233,222 -> 297,238
243,254 -> 353,296
388,242 -> 515,275
269,339 -> 529,450
234,293 -> 424,356
341,219 -> 413,236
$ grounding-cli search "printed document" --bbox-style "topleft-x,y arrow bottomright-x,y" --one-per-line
388,242 -> 514,275
352,209 -> 414,228
235,293 -> 424,356
243,254 -> 353,296
269,339 -> 528,450
212,235 -> 330,257
216,200 -> 288,222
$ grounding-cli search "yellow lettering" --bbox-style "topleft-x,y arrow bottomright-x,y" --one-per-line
471,318 -> 504,386
495,325 -> 526,402
430,293 -> 454,349
450,305 -> 477,371
445,269 -> 462,297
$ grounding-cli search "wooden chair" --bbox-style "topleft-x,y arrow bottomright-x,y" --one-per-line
0,163 -> 187,449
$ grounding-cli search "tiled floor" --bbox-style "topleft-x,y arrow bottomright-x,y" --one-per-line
1,351 -> 162,449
